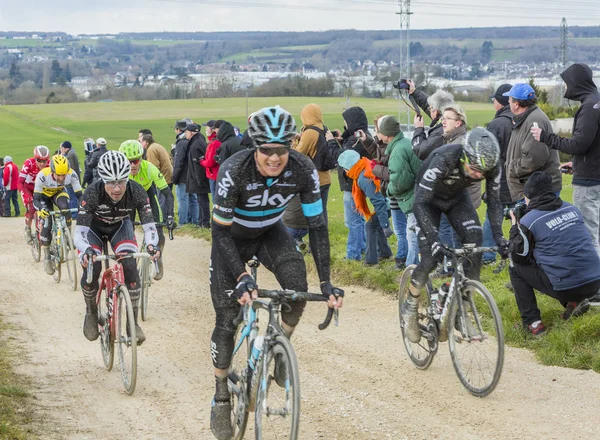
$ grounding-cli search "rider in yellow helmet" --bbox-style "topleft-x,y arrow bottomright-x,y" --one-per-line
34,154 -> 83,275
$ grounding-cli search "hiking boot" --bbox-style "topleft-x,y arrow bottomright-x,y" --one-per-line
401,295 -> 421,343
154,257 -> 164,281
561,299 -> 591,320
274,353 -> 288,388
210,377 -> 233,440
588,291 -> 600,305
526,320 -> 547,336
395,258 -> 406,270
83,296 -> 99,341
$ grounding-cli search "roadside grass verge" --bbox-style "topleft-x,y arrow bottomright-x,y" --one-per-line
0,320 -> 34,440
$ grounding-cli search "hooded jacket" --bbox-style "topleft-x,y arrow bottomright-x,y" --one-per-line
83,145 -> 107,186
506,106 -> 561,201
386,132 -> 422,214
172,131 -> 189,185
201,132 -> 221,180
486,105 -> 514,204
539,63 -> 600,185
296,104 -> 331,186
217,122 -> 245,166
186,132 -> 210,194
336,106 -> 372,192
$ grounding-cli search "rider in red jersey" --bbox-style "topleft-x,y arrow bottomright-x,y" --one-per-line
18,146 -> 50,243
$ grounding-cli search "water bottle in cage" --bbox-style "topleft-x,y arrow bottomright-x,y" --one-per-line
436,282 -> 450,314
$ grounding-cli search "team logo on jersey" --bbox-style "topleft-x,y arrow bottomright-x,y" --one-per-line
423,168 -> 442,183
246,183 -> 263,191
246,190 -> 295,208
311,169 -> 320,194
213,204 -> 233,213
217,171 -> 234,198
284,171 -> 292,178
443,179 -> 456,185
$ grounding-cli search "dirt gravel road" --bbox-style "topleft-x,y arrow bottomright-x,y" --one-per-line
1,217 -> 598,439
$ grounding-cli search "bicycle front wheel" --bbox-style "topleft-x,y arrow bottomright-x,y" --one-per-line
51,241 -> 62,283
448,280 -> 504,397
116,285 -> 137,395
255,335 -> 300,440
98,284 -> 114,371
398,265 -> 437,370
63,228 -> 78,291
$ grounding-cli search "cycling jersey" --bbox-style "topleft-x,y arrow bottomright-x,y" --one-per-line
211,149 -> 330,282
130,160 -> 168,192
415,144 -> 504,245
34,167 -> 82,198
19,158 -> 46,202
74,179 -> 158,254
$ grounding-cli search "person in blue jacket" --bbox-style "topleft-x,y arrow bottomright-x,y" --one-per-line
509,171 -> 600,336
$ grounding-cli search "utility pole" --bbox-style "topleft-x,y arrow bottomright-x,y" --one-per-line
397,0 -> 412,131
560,17 -> 568,70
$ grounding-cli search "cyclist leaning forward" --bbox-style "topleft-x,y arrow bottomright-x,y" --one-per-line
73,151 -> 160,345
19,145 -> 51,244
209,106 -> 344,440
402,128 -> 509,343
119,140 -> 175,280
33,155 -> 83,275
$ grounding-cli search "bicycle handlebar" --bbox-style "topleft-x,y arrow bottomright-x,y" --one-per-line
441,245 -> 498,258
85,252 -> 150,284
133,221 -> 175,240
48,208 -> 79,215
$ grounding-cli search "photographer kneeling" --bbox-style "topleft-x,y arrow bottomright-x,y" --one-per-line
509,171 -> 600,335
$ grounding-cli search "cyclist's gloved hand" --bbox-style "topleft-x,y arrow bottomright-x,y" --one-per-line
82,247 -> 95,267
38,208 -> 50,219
320,281 -> 344,309
383,226 -> 394,238
497,238 -> 510,259
430,241 -> 447,262
147,244 -> 161,259
166,216 -> 176,231
234,274 -> 257,300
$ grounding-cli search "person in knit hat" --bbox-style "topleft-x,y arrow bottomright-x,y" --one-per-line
338,149 -> 393,266
508,171 -> 600,335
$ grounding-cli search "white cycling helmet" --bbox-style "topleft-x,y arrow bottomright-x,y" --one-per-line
97,150 -> 131,182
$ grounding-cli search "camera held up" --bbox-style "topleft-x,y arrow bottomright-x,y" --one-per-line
393,79 -> 410,90
503,202 -> 527,221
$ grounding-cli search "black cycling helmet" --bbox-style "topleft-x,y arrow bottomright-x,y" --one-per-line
247,106 -> 297,147
461,127 -> 500,172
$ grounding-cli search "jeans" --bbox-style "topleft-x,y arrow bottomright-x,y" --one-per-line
209,179 -> 216,200
198,193 -> 210,227
343,191 -> 366,260
4,189 -> 19,216
320,184 -> 330,223
391,208 -> 408,261
482,202 -> 515,262
66,186 -> 78,219
438,214 -> 453,246
364,214 -> 393,265
406,213 -> 420,266
573,184 -> 600,258
176,183 -> 199,225
287,227 -> 308,241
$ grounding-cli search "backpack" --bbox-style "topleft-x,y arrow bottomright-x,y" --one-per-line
305,125 -> 338,171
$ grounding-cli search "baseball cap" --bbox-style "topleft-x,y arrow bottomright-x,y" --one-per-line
202,120 -> 216,128
503,83 -> 536,101
96,137 -> 107,146
174,119 -> 190,130
185,123 -> 200,132
61,141 -> 72,149
491,84 -> 512,106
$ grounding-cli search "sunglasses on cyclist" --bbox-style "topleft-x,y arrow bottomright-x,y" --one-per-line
257,146 -> 290,157
36,159 -> 49,163
105,179 -> 128,189
129,159 -> 141,165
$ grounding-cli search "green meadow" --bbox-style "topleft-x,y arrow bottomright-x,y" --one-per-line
1,97 -> 599,375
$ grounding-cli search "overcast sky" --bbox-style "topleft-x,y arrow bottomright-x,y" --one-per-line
0,0 -> 597,34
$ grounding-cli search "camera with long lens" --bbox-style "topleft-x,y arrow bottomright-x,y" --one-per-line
393,78 -> 410,90
503,202 -> 527,221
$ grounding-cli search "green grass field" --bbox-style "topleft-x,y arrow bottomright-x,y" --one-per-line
1,96 -> 597,376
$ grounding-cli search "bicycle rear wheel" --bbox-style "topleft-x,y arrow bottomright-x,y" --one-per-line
98,284 -> 114,371
448,280 -> 504,397
116,285 -> 137,395
51,241 -> 62,283
255,335 -> 300,440
63,228 -> 78,291
398,265 -> 437,370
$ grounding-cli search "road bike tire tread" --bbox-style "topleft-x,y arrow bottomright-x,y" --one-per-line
117,285 -> 138,395
448,279 -> 504,398
63,227 -> 78,291
254,335 -> 300,440
99,285 -> 114,371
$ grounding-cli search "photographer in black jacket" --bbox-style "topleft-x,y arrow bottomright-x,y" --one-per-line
508,171 -> 600,336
